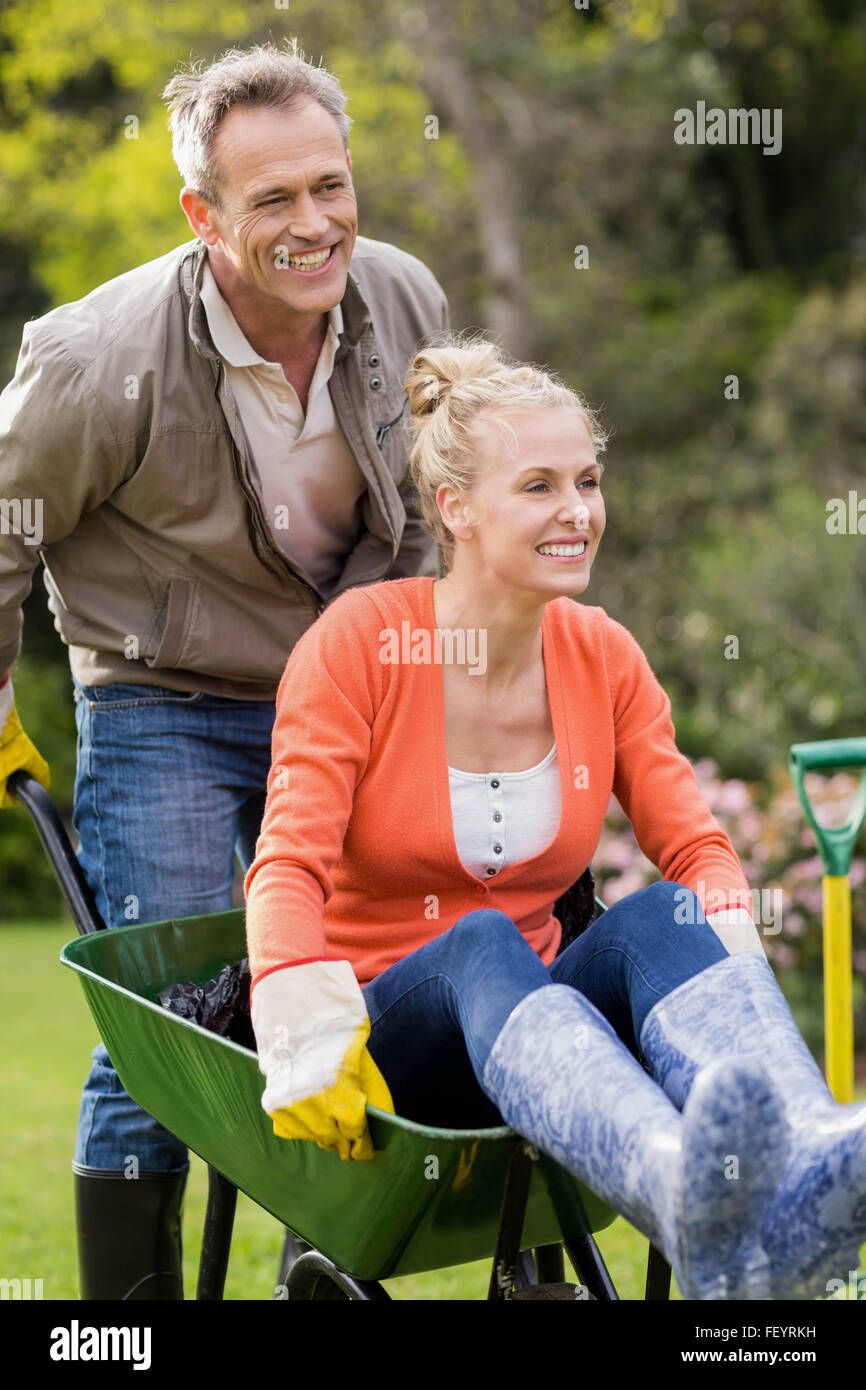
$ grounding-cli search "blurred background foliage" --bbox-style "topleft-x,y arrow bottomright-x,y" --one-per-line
594,765 -> 866,1056
0,0 -> 864,1037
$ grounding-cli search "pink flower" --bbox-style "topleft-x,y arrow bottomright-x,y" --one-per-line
784,911 -> 807,938
715,781 -> 752,815
693,757 -> 719,783
599,875 -> 626,904
737,812 -> 764,841
788,856 -> 825,881
794,887 -> 824,916
597,838 -> 637,871
768,942 -> 797,969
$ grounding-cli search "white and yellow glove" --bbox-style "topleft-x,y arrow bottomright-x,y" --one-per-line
0,676 -> 50,809
252,960 -> 395,1161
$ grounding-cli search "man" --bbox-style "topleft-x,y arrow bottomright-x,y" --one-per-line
0,38 -> 450,1299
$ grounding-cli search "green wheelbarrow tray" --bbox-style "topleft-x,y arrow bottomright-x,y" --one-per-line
60,906 -> 618,1284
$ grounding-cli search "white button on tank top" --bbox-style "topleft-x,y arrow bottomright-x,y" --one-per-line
447,743 -> 561,880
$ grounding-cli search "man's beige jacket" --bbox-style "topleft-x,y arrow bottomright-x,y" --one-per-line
0,235 -> 449,699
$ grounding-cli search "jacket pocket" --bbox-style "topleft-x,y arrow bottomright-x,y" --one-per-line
146,578 -> 197,671
375,397 -> 411,483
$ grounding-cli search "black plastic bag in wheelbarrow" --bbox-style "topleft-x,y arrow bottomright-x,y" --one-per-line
158,958 -> 256,1052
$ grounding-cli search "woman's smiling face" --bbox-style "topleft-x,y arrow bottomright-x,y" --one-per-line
441,405 -> 606,599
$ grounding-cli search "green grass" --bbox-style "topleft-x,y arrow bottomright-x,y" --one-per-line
0,919 -> 861,1301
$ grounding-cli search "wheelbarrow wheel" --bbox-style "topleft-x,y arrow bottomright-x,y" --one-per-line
283,1248 -> 391,1300
307,1277 -> 351,1301
511,1281 -> 598,1300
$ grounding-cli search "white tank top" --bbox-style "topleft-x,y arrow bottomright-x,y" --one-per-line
448,744 -> 561,879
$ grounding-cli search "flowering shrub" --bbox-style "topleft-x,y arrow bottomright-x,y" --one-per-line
593,759 -> 866,1056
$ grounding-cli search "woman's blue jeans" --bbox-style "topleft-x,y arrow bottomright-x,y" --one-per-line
362,883 -> 728,1129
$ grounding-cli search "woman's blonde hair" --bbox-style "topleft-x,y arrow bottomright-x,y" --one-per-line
404,332 -> 609,568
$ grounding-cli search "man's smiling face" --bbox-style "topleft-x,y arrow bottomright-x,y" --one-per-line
191,100 -> 358,319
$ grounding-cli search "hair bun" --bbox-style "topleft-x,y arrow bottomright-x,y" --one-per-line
406,335 -> 510,422
408,369 -> 449,418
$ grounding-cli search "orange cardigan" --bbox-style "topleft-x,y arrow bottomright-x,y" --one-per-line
244,577 -> 752,986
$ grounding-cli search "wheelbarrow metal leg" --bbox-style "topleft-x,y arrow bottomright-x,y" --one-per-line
513,1249 -> 537,1289
564,1233 -> 619,1301
196,1166 -> 237,1300
534,1243 -> 566,1283
644,1242 -> 672,1300
488,1138 -> 535,1300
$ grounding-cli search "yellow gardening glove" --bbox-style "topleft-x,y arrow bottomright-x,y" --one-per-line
1,700 -> 50,809
270,1021 -> 395,1161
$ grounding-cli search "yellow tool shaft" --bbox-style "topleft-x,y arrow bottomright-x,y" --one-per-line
823,874 -> 853,1103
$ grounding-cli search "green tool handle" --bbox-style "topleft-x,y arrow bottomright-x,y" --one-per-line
788,737 -> 866,876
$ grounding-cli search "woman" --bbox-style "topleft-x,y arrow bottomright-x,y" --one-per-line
245,335 -> 866,1301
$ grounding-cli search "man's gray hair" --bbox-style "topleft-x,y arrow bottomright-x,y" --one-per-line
163,37 -> 352,207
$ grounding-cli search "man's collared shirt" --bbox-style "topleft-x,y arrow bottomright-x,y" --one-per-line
200,259 -> 366,599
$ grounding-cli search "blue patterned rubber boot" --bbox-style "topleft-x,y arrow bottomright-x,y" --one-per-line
481,984 -> 786,1300
639,952 -> 866,1300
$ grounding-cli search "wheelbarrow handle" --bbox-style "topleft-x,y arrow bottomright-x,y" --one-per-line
7,769 -> 105,935
788,737 -> 866,877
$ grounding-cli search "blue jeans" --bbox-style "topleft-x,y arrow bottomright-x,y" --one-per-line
72,681 -> 275,1172
362,882 -> 729,1129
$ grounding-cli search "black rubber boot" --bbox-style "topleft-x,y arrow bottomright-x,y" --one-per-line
73,1163 -> 187,1300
